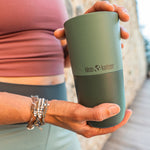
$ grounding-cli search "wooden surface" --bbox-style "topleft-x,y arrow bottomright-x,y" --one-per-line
102,79 -> 150,150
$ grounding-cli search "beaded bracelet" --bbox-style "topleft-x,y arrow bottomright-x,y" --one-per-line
27,95 -> 49,130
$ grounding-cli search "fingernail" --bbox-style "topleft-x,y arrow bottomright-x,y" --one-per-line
104,1 -> 109,4
104,1 -> 113,7
122,9 -> 129,16
55,28 -> 64,32
128,109 -> 133,115
109,105 -> 120,115
123,8 -> 128,13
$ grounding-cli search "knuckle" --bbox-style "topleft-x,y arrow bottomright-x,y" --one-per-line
96,1 -> 109,6
82,132 -> 92,138
94,110 -> 104,121
94,1 -> 99,8
72,111 -> 80,121
80,128 -> 93,138
84,134 -> 92,138
71,105 -> 83,121
95,1 -> 100,5
113,4 -> 117,8
120,7 -> 127,11
94,1 -> 103,7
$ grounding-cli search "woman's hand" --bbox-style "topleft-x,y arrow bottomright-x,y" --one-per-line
84,1 -> 129,47
45,100 -> 132,138
54,1 -> 130,68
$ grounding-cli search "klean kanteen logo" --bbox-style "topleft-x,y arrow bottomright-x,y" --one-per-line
85,64 -> 114,73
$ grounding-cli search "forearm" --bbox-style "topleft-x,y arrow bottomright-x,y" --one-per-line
0,92 -> 32,125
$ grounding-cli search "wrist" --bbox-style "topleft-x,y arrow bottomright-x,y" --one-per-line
44,100 -> 58,124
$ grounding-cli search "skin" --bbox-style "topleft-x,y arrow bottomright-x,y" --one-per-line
45,100 -> 132,138
54,2 -> 130,68
51,1 -> 132,137
0,1 -> 132,138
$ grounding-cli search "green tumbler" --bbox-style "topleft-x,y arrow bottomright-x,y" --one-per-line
64,11 -> 125,128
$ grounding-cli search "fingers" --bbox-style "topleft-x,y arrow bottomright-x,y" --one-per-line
113,4 -> 129,22
83,1 -> 129,45
83,109 -> 132,138
45,100 -> 132,138
54,28 -> 65,40
75,103 -> 120,122
55,27 -> 127,48
120,26 -> 129,39
84,1 -> 114,14
55,3 -> 129,42
84,1 -> 129,23
120,25 -> 129,48
121,42 -> 124,48
61,39 -> 67,46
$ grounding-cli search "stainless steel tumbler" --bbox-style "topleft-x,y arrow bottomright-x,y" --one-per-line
64,11 -> 125,128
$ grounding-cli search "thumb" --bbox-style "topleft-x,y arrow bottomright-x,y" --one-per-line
54,28 -> 66,40
79,103 -> 120,122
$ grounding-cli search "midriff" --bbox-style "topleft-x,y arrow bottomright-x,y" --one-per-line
0,74 -> 65,85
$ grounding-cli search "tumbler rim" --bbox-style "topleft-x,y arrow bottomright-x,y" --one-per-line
64,11 -> 118,27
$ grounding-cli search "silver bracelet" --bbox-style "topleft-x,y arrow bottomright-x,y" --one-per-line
27,95 -> 49,130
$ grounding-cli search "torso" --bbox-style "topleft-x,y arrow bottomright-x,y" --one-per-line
0,75 -> 65,85
0,0 -> 68,79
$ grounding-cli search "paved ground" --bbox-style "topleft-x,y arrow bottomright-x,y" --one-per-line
102,79 -> 150,150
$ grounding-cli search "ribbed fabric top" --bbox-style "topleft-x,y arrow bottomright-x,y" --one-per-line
0,0 -> 68,77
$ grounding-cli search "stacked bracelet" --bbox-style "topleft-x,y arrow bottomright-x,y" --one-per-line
27,95 -> 49,130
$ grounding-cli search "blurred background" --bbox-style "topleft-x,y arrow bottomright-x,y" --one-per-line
64,0 -> 150,150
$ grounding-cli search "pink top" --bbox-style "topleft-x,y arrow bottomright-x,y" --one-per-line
0,0 -> 68,77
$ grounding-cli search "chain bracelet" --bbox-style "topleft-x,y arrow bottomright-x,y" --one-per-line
27,95 -> 49,130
